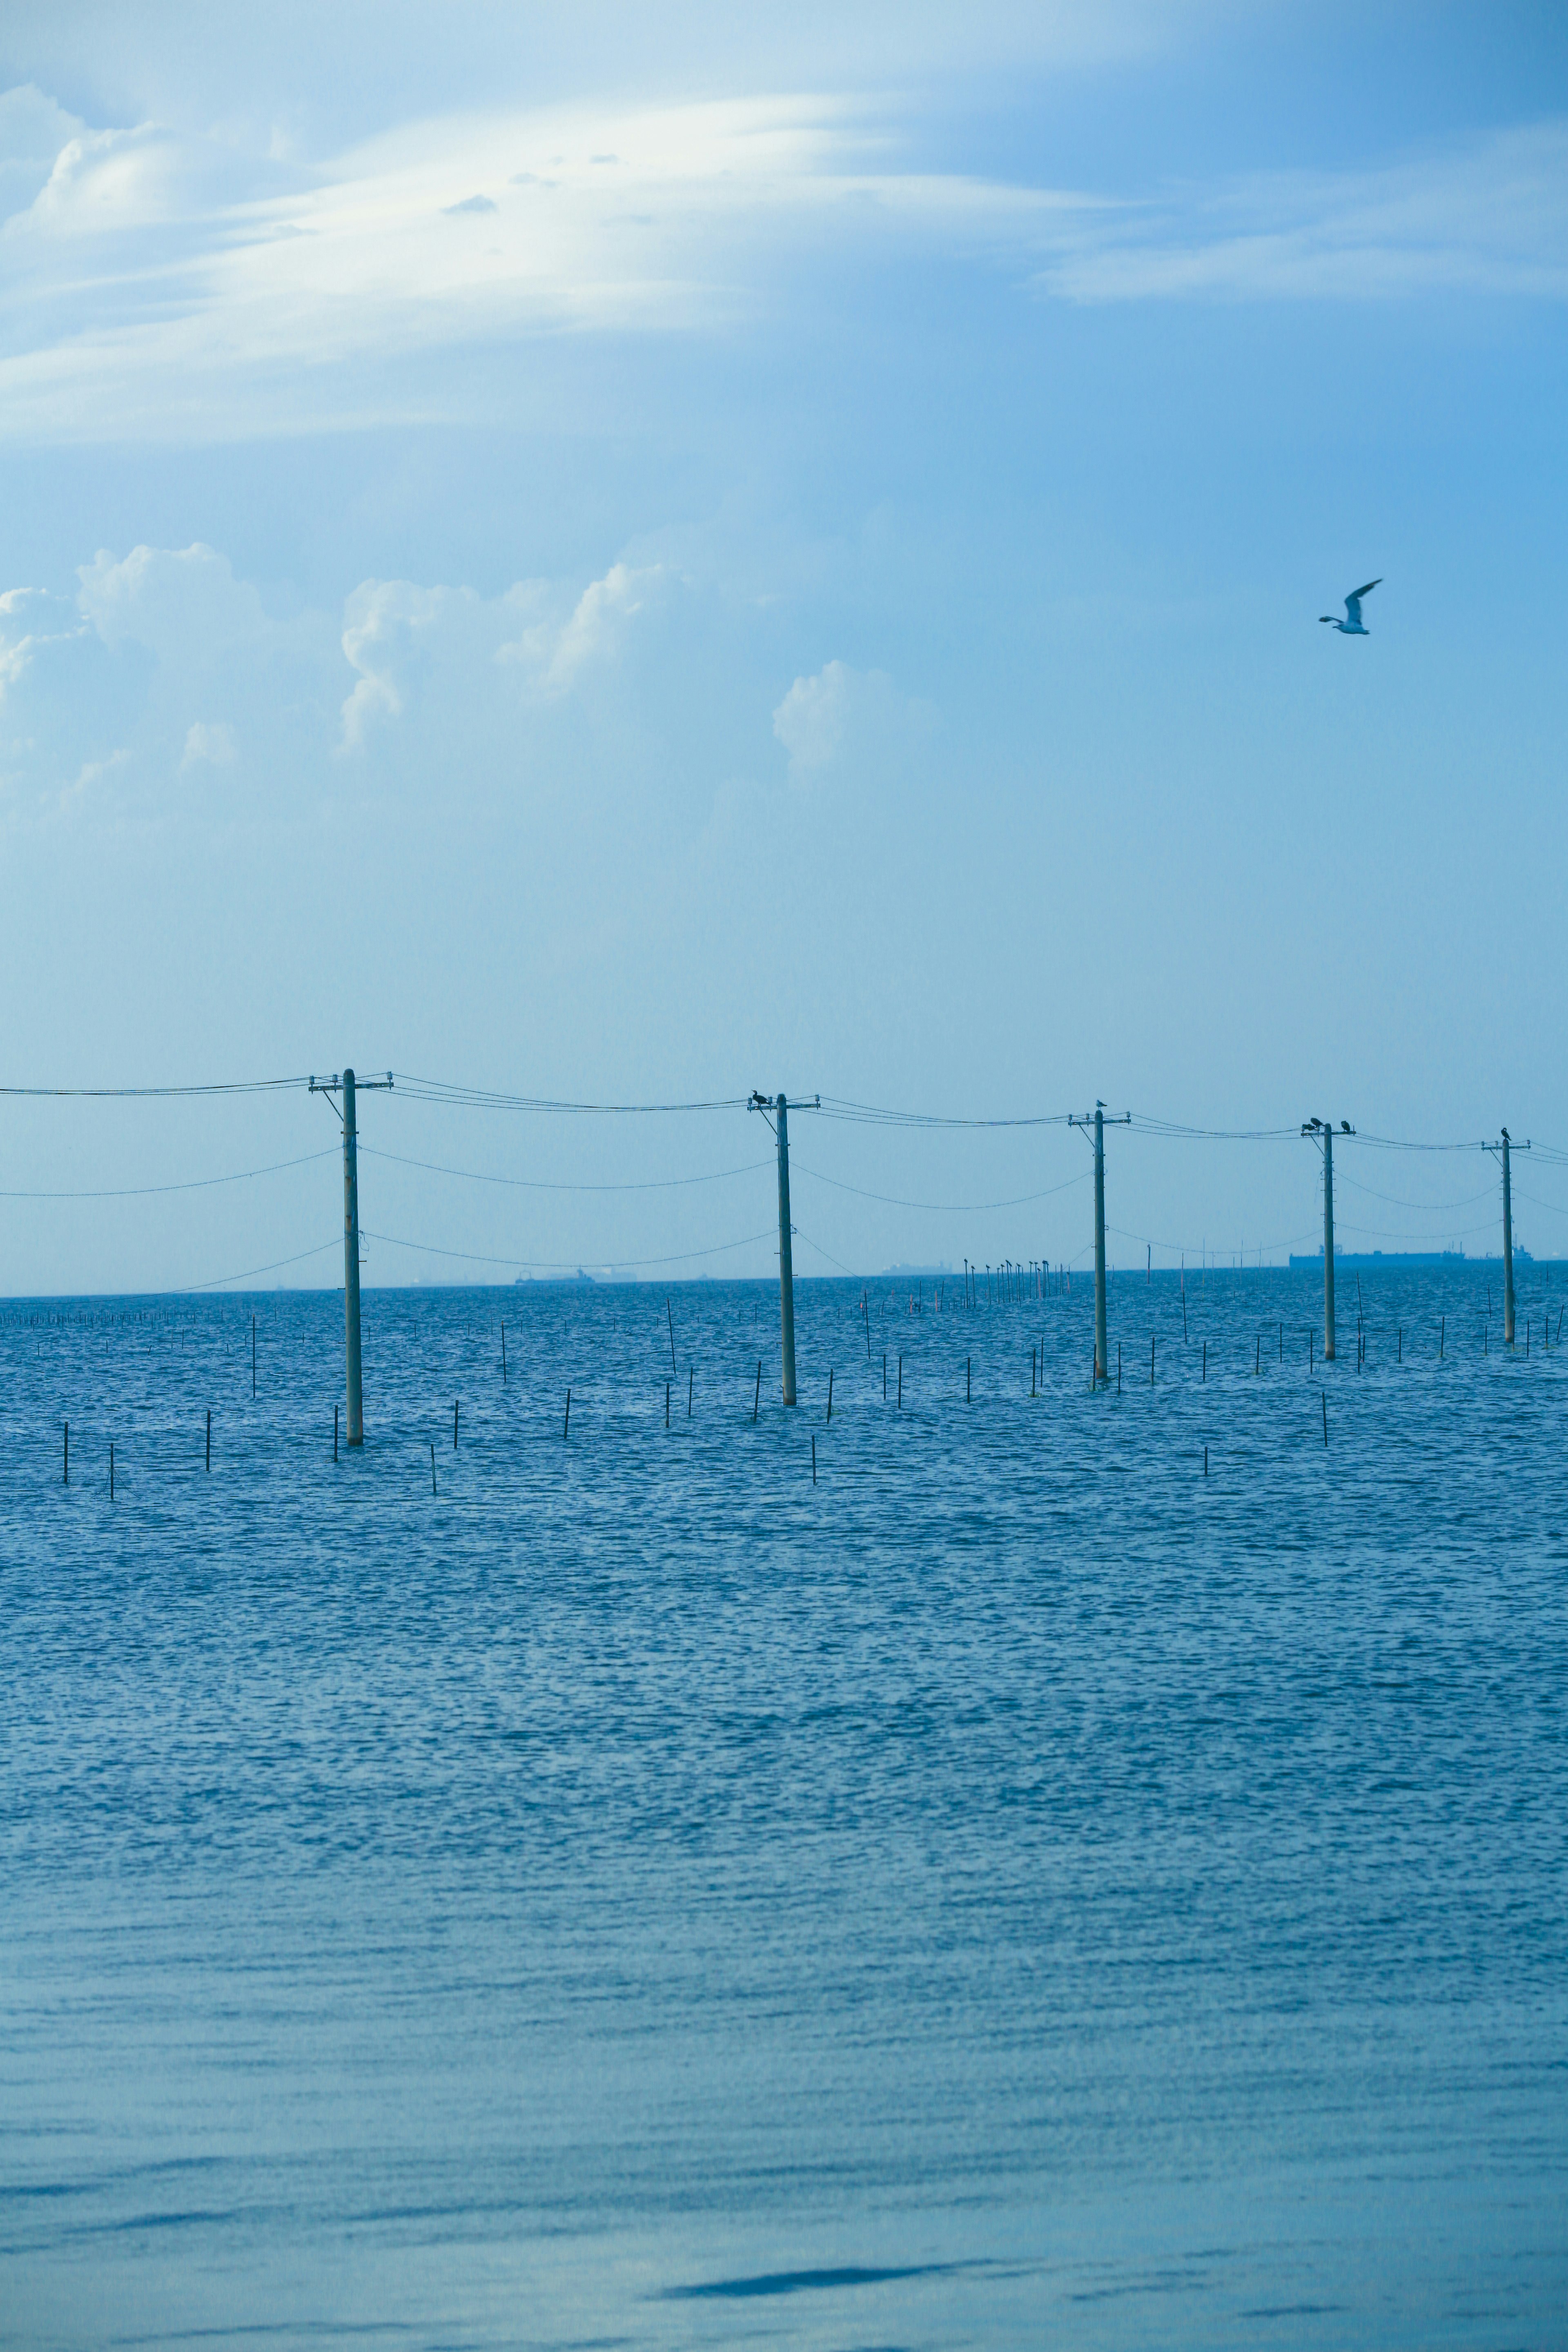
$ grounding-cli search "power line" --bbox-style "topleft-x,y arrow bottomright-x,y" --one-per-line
806,1096 -> 1074,1129
0,1147 -> 336,1201
0,1078 -> 310,1098
791,1160 -> 1090,1214
359,1145 -> 772,1193
187,1238 -> 341,1291
1128,1114 -> 1300,1142
388,1074 -> 748,1114
360,1225 -> 777,1273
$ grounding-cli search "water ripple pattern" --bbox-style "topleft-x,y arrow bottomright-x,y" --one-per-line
2,1268 -> 1565,2348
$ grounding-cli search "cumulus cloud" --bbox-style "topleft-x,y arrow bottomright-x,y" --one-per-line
181,719 -> 237,768
773,657 -> 932,784
0,584 -> 79,702
77,543 -> 267,661
341,559 -> 667,746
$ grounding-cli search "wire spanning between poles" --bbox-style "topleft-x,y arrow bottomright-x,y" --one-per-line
0,1148 -> 338,1200
360,1225 -> 777,1272
1127,1114 -> 1302,1142
805,1097 -> 1076,1130
791,1161 -> 1091,1214
359,1146 -> 773,1193
0,1077 -> 312,1098
388,1075 -> 750,1114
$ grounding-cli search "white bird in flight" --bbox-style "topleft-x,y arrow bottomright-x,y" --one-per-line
1320,577 -> 1382,635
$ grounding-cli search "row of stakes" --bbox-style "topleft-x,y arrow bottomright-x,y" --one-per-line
56,1291 -> 1562,1495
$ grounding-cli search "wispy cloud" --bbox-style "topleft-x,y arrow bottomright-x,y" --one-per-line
1041,121 -> 1568,303
1,85 -> 1564,443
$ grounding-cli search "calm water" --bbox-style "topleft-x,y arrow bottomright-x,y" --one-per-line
2,1270 -> 1566,2350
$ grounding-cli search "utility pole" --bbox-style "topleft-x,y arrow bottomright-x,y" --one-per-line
1070,1102 -> 1126,1384
751,1091 -> 819,1407
1486,1128 -> 1530,1344
311,1068 -> 392,1445
1302,1118 -> 1352,1363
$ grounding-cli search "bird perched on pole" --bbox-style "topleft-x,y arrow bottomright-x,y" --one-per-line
1320,578 -> 1382,635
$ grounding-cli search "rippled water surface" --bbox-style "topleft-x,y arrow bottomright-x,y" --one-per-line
3,1270 -> 1566,2349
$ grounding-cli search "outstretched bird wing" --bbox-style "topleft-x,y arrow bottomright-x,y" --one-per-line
1344,577 -> 1382,625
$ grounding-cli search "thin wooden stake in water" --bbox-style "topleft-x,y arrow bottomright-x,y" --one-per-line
1202,1341 -> 1206,1382
1322,1391 -> 1328,1446
501,1323 -> 507,1383
1203,1445 -> 1208,1477
334,1404 -> 339,1463
564,1388 -> 572,1439
826,1368 -> 834,1423
753,1362 -> 761,1422
454,1399 -> 459,1449
898,1354 -> 903,1409
812,1434 -> 817,1485
1151,1334 -> 1156,1385
206,1408 -> 211,1471
430,1443 -> 437,1494
1256,1334 -> 1260,1376
665,1381 -> 670,1428
967,1357 -> 971,1403
1440,1315 -> 1445,1360
883,1352 -> 887,1401
688,1365 -> 694,1417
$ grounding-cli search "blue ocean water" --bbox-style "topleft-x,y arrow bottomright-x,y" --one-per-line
2,1269 -> 1565,2350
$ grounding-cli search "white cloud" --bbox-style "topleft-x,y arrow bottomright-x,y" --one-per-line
0,77 -> 1560,443
0,82 -> 84,219
0,583 -> 81,704
507,561 -> 665,692
341,558 -> 667,746
77,543 -> 267,661
181,719 -> 237,768
773,657 -> 932,784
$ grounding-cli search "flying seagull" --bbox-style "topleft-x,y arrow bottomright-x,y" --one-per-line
1320,578 -> 1381,635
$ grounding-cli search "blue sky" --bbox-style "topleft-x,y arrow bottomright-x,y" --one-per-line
2,2 -> 1566,1292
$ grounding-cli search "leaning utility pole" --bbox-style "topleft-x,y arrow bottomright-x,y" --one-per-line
1302,1118 -> 1352,1362
311,1068 -> 393,1445
751,1091 -> 819,1407
1070,1102 -> 1126,1384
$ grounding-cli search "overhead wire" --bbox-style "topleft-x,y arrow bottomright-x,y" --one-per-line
360,1145 -> 772,1194
360,1225 -> 777,1274
388,1074 -> 748,1114
0,1147 -> 337,1201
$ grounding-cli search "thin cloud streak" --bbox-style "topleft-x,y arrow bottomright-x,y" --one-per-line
0,93 -> 1565,441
